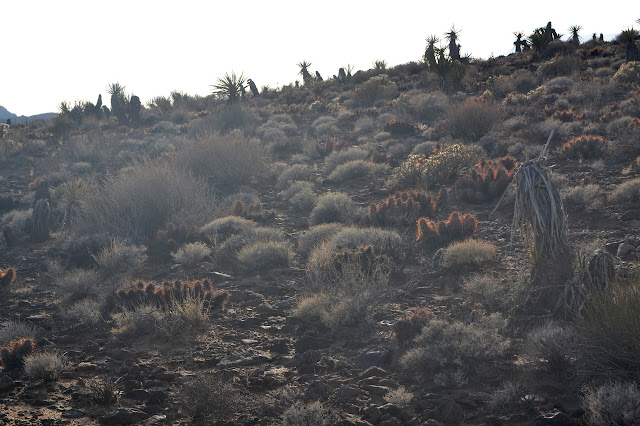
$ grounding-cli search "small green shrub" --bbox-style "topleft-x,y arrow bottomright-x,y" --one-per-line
180,374 -> 242,422
23,352 -> 66,382
323,147 -> 369,174
54,269 -> 102,304
352,74 -> 398,107
442,239 -> 497,268
521,322 -> 578,378
91,240 -> 147,276
278,401 -> 340,426
327,160 -> 389,183
582,381 -> 640,426
171,242 -> 211,266
308,192 -> 362,226
277,164 -> 314,190
297,223 -> 345,259
447,98 -> 503,141
609,178 -> 640,204
237,241 -> 292,274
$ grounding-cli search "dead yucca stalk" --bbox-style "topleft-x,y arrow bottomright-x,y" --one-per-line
511,131 -> 573,313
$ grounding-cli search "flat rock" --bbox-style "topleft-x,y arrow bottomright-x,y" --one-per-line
61,409 -> 86,419
358,366 -> 390,379
0,374 -> 15,393
76,362 -> 97,372
555,396 -> 584,417
354,347 -> 391,369
217,354 -> 271,368
336,385 -> 362,399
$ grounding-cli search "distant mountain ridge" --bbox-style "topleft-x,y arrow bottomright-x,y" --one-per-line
0,105 -> 56,124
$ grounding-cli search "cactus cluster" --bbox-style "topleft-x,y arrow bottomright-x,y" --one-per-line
560,135 -> 609,159
231,200 -> 274,222
0,267 -> 16,289
458,156 -> 517,203
1,337 -> 36,371
364,189 -> 446,227
115,279 -> 229,310
327,244 -> 390,279
396,144 -> 480,189
145,223 -> 211,263
317,137 -> 347,157
383,120 -> 420,136
416,211 -> 478,247
550,109 -> 577,122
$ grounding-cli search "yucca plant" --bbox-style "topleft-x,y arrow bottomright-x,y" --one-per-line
617,28 -> 640,61
211,72 -> 247,103
297,61 -> 313,85
569,25 -> 582,47
445,26 -> 461,60
423,35 -> 439,68
373,59 -> 387,71
529,28 -> 550,61
514,32 -> 525,52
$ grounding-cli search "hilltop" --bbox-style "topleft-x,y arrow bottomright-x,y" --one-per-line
1,26 -> 640,425
0,105 -> 56,125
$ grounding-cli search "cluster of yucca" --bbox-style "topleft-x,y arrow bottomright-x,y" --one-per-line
383,120 -> 420,136
397,144 -> 479,189
416,211 -> 478,247
115,279 -> 229,310
364,189 -> 446,227
458,156 -> 517,203
145,223 -> 211,263
560,135 -> 609,159
231,200 -> 273,222
1,337 -> 36,371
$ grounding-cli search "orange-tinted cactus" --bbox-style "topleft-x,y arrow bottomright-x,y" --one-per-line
0,267 -> 16,288
365,190 -> 443,226
458,156 -> 517,203
560,135 -> 609,159
383,120 -> 420,136
416,211 -> 477,247
115,278 -> 229,311
0,337 -> 36,371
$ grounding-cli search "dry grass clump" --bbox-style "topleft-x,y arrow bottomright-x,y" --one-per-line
395,144 -> 482,189
54,268 -> 103,304
237,241 -> 292,274
171,242 -> 211,266
78,160 -> 215,242
0,321 -> 38,345
277,164 -> 314,190
462,274 -> 529,313
278,401 -> 340,426
327,160 -> 389,183
91,239 -> 147,276
58,298 -> 104,327
297,223 -> 345,259
538,54 -> 581,77
447,98 -> 504,141
352,74 -> 398,107
520,322 -> 578,379
560,184 -> 603,210
323,147 -> 369,174
609,178 -> 640,204
543,76 -> 574,94
112,294 -> 210,343
174,132 -> 264,192
486,382 -> 534,416
308,192 -> 363,226
384,386 -> 414,407
582,381 -> 640,426
180,374 -> 243,423
400,313 -> 510,387
442,239 -> 497,268
295,249 -> 391,330
23,352 -> 66,382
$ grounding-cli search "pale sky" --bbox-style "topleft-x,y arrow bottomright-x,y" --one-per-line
1,1 -> 634,116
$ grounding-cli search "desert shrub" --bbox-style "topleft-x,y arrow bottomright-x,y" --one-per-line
352,74 -> 398,107
258,114 -> 299,138
442,239 -> 497,268
609,178 -> 640,204
86,378 -> 119,406
115,278 -> 229,311
171,242 -> 211,266
312,116 -> 339,139
112,294 -> 211,343
457,156 -> 517,203
295,247 -> 391,330
327,160 -> 389,183
383,120 -> 419,136
323,147 -> 369,174
279,181 -> 314,201
521,322 -> 578,379
354,116 -> 377,135
78,160 -> 215,242
173,132 -> 265,193
462,274 -> 530,314
277,401 -> 340,426
180,374 -> 243,422
404,91 -> 449,123
399,313 -> 510,386
91,240 -> 147,276
560,184 -> 602,210
487,382 -> 534,416
543,76 -> 575,94
410,141 -> 438,156
538,54 -> 581,77
23,352 -> 65,382
202,216 -> 257,241
395,144 -> 482,189
211,103 -> 259,133
308,192 -> 363,226
0,337 -> 36,371
54,268 -> 103,304
231,199 -> 273,222
582,381 -> 640,426
384,386 -> 414,407
146,223 -> 212,263
611,61 -> 640,85
59,298 -> 104,326
297,223 -> 345,259
560,135 -> 609,159
237,240 -> 292,274
277,164 -> 314,189
416,211 -> 478,248
447,98 -> 503,141
0,322 -> 38,345
364,189 -> 444,227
